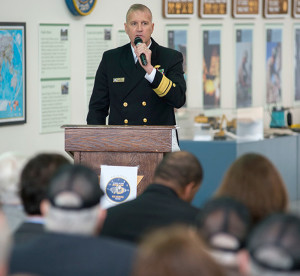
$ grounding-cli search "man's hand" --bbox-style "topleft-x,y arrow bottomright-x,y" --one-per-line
134,43 -> 154,75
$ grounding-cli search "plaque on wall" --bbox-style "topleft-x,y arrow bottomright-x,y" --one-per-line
263,0 -> 288,18
292,0 -> 300,17
163,0 -> 195,18
232,0 -> 259,18
199,0 -> 228,18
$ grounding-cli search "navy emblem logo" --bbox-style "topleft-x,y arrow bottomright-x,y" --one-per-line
106,177 -> 130,203
65,0 -> 97,16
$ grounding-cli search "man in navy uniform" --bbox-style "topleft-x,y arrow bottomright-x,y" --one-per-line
87,3 -> 186,126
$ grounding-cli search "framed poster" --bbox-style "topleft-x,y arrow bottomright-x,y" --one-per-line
294,25 -> 300,102
265,26 -> 282,105
0,22 -> 26,126
292,0 -> 300,18
199,0 -> 228,18
263,0 -> 289,18
232,0 -> 259,18
163,0 -> 195,18
235,26 -> 253,108
202,26 -> 221,109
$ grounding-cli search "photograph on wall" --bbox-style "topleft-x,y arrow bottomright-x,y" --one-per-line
0,22 -> 26,126
235,27 -> 253,108
265,27 -> 282,105
295,26 -> 300,102
202,28 -> 221,109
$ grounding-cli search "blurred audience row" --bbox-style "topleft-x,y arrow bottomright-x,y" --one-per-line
0,150 -> 299,276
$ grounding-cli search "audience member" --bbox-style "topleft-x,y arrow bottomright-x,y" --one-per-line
101,151 -> 203,243
132,224 -> 226,276
13,153 -> 70,245
239,213 -> 300,276
0,208 -> 12,276
215,153 -> 288,225
197,197 -> 251,276
9,164 -> 136,276
0,152 -> 27,232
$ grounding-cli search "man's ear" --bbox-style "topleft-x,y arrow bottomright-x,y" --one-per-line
40,199 -> 50,217
124,23 -> 128,34
237,249 -> 250,276
181,181 -> 200,202
95,208 -> 107,234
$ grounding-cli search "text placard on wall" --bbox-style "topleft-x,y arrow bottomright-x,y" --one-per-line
232,0 -> 259,18
263,0 -> 289,18
199,0 -> 228,18
163,0 -> 195,18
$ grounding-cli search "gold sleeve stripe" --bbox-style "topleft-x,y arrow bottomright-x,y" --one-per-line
153,75 -> 173,97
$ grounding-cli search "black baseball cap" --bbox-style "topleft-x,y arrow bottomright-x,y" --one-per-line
47,164 -> 104,210
248,213 -> 300,272
197,196 -> 251,252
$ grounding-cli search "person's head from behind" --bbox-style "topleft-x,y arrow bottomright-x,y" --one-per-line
153,151 -> 203,202
41,164 -> 105,236
215,153 -> 288,225
132,225 -> 225,276
125,4 -> 154,47
20,153 -> 70,216
239,213 -> 300,276
0,152 -> 27,205
197,197 -> 251,269
0,209 -> 11,276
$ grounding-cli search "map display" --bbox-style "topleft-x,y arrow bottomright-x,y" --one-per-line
0,23 -> 26,125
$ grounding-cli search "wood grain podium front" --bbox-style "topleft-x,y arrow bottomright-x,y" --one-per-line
64,125 -> 175,195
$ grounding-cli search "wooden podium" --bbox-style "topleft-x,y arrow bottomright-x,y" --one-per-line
64,125 -> 175,195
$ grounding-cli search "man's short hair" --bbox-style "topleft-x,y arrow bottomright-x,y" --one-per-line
45,164 -> 104,235
154,151 -> 203,189
247,213 -> 300,275
20,153 -> 70,215
126,4 -> 152,22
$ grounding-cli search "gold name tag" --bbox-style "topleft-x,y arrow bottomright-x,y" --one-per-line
113,78 -> 125,83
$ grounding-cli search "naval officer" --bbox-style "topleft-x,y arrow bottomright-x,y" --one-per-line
87,3 -> 186,126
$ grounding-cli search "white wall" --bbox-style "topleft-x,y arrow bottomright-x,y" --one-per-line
1,0 -> 299,159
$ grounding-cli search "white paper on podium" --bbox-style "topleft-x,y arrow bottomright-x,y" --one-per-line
100,165 -> 138,209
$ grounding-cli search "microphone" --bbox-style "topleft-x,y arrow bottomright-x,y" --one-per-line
134,37 -> 147,66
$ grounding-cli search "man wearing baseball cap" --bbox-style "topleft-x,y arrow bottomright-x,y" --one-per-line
9,164 -> 136,276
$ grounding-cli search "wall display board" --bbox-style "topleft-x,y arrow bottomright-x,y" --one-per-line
166,25 -> 188,107
294,25 -> 300,102
263,0 -> 288,18
116,30 -> 129,47
39,24 -> 71,133
163,0 -> 195,18
198,0 -> 227,18
85,25 -> 113,112
232,0 -> 259,18
0,22 -> 26,126
202,26 -> 221,109
265,26 -> 282,105
235,26 -> 253,108
292,0 -> 300,18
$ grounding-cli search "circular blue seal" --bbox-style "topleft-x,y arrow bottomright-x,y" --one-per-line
65,0 -> 97,16
106,177 -> 131,203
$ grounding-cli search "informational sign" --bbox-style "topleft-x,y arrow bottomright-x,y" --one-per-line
202,27 -> 221,109
199,0 -> 227,18
39,24 -> 71,133
85,25 -> 113,111
163,0 -> 195,18
232,0 -> 259,18
263,0 -> 289,18
235,27 -> 253,108
116,30 -> 129,47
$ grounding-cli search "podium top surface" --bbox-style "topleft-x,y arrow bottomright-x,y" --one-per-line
64,125 -> 177,154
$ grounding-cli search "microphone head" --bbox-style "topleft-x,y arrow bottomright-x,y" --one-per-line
134,37 -> 143,45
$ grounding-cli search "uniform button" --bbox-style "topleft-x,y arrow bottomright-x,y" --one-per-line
143,118 -> 147,123
124,119 -> 128,124
142,101 -> 147,106
123,102 -> 128,107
